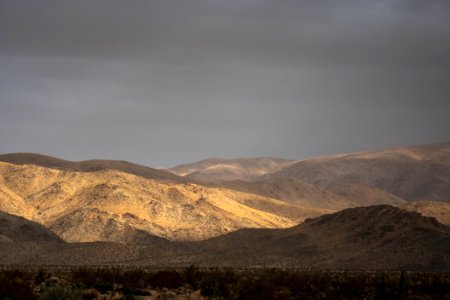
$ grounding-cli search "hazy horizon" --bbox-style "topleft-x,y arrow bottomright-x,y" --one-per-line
1,0 -> 449,167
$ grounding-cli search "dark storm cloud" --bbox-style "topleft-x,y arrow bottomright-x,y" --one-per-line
0,0 -> 449,166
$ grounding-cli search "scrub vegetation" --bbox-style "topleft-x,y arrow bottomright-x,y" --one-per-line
1,267 -> 449,299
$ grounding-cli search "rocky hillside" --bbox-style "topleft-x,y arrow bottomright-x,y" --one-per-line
4,206 -> 450,271
171,143 -> 450,210
170,157 -> 297,183
0,160 -> 328,242
264,142 -> 450,204
400,200 -> 450,226
195,205 -> 450,270
218,177 -> 353,210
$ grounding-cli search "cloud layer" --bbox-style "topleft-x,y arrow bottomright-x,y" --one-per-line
1,0 -> 449,166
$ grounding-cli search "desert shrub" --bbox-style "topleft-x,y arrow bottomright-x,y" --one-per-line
148,270 -> 184,289
232,276 -> 274,300
199,268 -> 237,298
71,267 -> 122,293
40,286 -> 80,300
80,288 -> 101,300
56,267 -> 450,299
0,270 -> 36,300
410,272 -> 450,299
122,269 -> 147,290
71,268 -> 97,288
35,269 -> 46,285
184,265 -> 202,289
330,272 -> 370,299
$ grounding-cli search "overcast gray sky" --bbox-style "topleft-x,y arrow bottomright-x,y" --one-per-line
1,0 -> 449,167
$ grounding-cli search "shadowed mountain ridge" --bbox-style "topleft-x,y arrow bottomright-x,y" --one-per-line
2,205 -> 449,271
0,152 -> 184,183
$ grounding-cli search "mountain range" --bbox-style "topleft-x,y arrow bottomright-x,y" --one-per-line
0,141 -> 449,269
1,205 -> 449,271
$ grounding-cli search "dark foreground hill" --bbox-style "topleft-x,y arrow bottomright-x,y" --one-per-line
0,211 -> 65,265
197,205 -> 450,270
1,206 -> 449,271
0,211 -> 63,244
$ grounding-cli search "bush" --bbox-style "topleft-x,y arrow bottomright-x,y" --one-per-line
2,267 -> 447,300
0,270 -> 36,300
40,286 -> 80,300
199,269 -> 237,298
148,270 -> 184,289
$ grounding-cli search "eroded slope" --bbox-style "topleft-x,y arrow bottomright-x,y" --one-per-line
0,161 -> 325,242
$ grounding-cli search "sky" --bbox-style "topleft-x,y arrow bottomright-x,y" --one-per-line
1,0 -> 449,167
